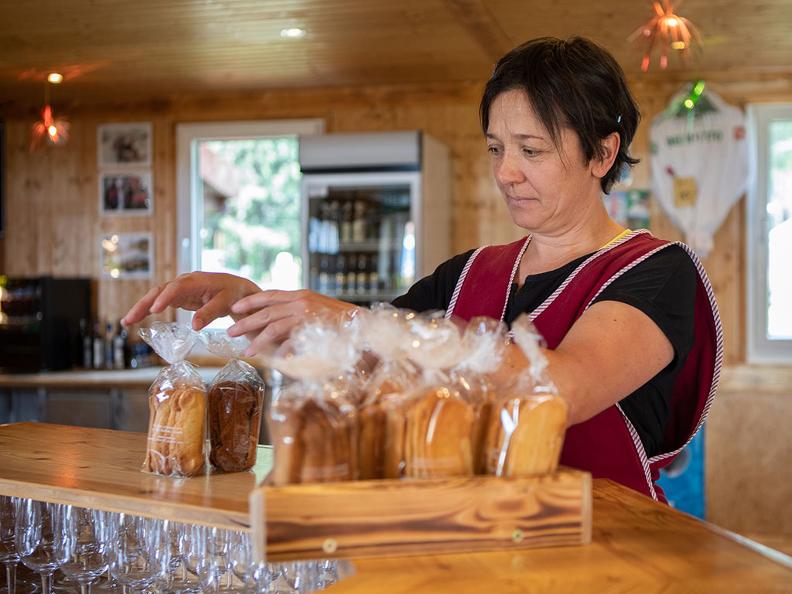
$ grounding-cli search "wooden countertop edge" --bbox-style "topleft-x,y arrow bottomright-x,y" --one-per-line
0,475 -> 251,531
703,519 -> 792,569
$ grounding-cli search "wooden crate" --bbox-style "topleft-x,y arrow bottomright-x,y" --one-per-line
251,470 -> 591,561
0,423 -> 591,561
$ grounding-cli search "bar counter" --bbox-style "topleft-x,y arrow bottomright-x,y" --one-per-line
0,423 -> 790,592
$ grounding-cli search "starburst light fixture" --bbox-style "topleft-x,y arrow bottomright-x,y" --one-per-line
30,76 -> 70,151
628,0 -> 701,72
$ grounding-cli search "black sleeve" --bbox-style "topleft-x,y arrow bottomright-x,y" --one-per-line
391,249 -> 475,313
592,245 -> 697,366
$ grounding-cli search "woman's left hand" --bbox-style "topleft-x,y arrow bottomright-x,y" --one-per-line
227,289 -> 358,356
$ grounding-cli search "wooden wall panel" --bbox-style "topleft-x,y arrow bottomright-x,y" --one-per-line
0,76 -> 789,362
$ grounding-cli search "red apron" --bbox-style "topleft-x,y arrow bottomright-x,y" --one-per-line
446,230 -> 722,501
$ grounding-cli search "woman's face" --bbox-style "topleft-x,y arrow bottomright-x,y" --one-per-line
486,89 -> 603,234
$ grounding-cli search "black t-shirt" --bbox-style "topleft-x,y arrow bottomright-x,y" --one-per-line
392,244 -> 698,457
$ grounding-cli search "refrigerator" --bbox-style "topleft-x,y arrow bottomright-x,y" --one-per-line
299,131 -> 452,305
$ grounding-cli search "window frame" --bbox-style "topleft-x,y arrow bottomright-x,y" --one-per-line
746,103 -> 792,363
175,119 -> 324,328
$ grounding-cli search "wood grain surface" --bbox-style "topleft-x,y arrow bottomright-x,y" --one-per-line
0,423 -> 790,591
0,422 -> 271,529
325,480 -> 792,594
252,470 -> 591,561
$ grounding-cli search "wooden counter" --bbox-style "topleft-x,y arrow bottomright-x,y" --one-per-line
327,481 -> 792,593
0,423 -> 790,591
0,367 -> 222,388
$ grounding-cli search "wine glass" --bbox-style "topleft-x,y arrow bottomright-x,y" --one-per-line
194,527 -> 245,593
0,496 -> 38,594
107,515 -> 169,594
166,523 -> 200,594
57,508 -> 114,594
14,500 -> 69,594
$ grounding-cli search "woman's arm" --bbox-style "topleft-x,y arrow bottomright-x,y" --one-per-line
495,300 -> 674,426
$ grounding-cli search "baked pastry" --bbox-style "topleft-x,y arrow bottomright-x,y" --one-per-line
144,384 -> 207,477
471,398 -> 493,475
208,380 -> 263,472
404,387 -> 474,478
485,394 -> 568,477
358,377 -> 404,480
269,396 -> 356,485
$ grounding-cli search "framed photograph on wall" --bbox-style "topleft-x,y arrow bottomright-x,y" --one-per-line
99,171 -> 153,215
97,122 -> 152,167
101,232 -> 154,279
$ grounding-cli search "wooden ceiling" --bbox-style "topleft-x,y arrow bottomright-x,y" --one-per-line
2,0 -> 792,106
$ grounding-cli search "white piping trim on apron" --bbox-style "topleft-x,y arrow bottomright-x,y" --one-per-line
616,403 -> 659,501
580,236 -> 723,494
445,245 -> 487,320
648,242 -> 724,464
528,229 -> 652,322
499,236 -> 532,323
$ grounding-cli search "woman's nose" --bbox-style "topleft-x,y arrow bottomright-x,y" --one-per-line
494,152 -> 525,185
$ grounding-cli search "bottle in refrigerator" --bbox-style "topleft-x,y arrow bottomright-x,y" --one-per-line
352,200 -> 367,243
340,200 -> 353,243
356,253 -> 368,295
368,254 -> 380,295
345,254 -> 356,296
335,254 -> 346,296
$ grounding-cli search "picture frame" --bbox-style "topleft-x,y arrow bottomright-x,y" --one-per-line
99,171 -> 153,215
100,232 -> 154,279
97,122 -> 152,168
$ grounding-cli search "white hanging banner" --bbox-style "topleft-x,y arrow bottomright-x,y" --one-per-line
650,86 -> 748,258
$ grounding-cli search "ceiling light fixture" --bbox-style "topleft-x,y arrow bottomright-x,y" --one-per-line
30,79 -> 69,151
47,72 -> 63,84
280,27 -> 306,39
628,0 -> 701,72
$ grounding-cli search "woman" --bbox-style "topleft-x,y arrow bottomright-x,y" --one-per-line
123,37 -> 721,501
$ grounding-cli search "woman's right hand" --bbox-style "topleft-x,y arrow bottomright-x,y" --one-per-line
121,272 -> 261,331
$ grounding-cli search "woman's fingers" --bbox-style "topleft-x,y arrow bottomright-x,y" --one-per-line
230,290 -> 304,315
244,317 -> 299,356
121,284 -> 165,326
227,302 -> 299,338
192,290 -> 234,331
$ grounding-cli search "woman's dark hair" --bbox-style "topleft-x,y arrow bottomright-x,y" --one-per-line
480,36 -> 640,194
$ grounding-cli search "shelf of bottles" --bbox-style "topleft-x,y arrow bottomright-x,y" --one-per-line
307,185 -> 415,305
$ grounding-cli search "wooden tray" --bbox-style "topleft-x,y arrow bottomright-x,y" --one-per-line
0,423 -> 591,561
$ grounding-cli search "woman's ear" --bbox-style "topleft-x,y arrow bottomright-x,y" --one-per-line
591,132 -> 621,179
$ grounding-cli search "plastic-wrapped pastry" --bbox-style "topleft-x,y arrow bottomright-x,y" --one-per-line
401,314 -> 475,479
355,305 -> 418,479
484,314 -> 569,477
202,331 -> 265,473
141,322 -> 207,477
265,315 -> 360,485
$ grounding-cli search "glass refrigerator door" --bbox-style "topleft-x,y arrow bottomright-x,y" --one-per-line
305,180 -> 416,305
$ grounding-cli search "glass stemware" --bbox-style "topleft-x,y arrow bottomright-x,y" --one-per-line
58,508 -> 114,594
107,515 -> 168,594
0,496 -> 38,594
14,500 -> 69,594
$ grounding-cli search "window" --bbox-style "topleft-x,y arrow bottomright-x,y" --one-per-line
747,104 -> 792,362
176,120 -> 324,328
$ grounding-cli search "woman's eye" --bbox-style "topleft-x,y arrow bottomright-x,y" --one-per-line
522,147 -> 539,157
487,145 -> 501,155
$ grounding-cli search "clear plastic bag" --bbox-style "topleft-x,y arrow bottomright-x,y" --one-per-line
451,317 -> 509,475
402,314 -> 475,479
140,322 -> 207,477
201,331 -> 265,473
484,314 -> 568,477
264,316 -> 359,485
356,305 -> 419,479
